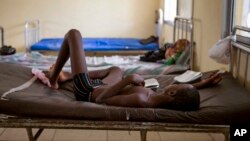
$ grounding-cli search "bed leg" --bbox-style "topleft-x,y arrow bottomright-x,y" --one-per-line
140,130 -> 147,141
26,128 -> 44,141
26,128 -> 35,141
34,128 -> 44,140
223,131 -> 230,141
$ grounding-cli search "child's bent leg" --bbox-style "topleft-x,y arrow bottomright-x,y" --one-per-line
67,30 -> 88,75
101,66 -> 124,84
49,29 -> 88,89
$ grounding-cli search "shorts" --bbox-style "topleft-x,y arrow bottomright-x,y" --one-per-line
73,73 -> 103,102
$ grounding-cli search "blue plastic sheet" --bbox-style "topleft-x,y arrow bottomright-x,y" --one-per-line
31,38 -> 158,51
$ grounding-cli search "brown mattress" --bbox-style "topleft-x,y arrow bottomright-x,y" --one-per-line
0,62 -> 250,124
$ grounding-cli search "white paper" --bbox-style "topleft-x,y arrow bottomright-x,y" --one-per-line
174,70 -> 202,83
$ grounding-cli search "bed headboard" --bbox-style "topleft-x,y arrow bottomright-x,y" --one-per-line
173,17 -> 194,69
230,25 -> 250,88
24,20 -> 40,53
0,26 -> 3,47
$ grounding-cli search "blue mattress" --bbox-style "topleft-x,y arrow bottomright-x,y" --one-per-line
31,38 -> 158,51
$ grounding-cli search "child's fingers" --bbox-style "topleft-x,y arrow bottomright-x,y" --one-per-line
209,72 -> 216,77
211,73 -> 221,79
209,70 -> 221,78
212,77 -> 222,85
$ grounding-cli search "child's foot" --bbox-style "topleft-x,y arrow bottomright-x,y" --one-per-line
47,64 -> 72,89
49,64 -> 71,83
58,71 -> 72,82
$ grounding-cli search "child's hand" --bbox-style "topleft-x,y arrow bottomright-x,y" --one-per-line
125,74 -> 145,86
203,72 -> 222,86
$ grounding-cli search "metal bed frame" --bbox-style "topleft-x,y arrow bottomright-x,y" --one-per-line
0,116 -> 229,141
0,26 -> 4,47
24,17 -> 195,69
173,17 -> 194,69
230,25 -> 250,88
24,20 -> 40,54
1,26 -> 249,141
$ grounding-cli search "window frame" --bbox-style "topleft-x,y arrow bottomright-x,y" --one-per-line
163,0 -> 178,25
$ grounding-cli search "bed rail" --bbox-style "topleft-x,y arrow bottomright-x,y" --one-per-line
24,20 -> 40,53
173,17 -> 194,69
0,114 -> 229,141
0,26 -> 4,47
230,25 -> 250,88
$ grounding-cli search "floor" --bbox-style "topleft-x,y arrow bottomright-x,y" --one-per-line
0,128 -> 225,141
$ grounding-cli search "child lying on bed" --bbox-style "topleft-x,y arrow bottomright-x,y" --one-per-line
38,29 -> 222,111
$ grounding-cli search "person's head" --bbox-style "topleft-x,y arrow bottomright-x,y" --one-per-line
159,84 -> 200,111
165,39 -> 190,59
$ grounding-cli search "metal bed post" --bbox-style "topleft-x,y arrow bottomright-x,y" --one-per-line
223,130 -> 230,141
140,130 -> 147,141
236,49 -> 241,79
173,17 -> 194,70
231,25 -> 250,87
190,20 -> 194,70
26,128 -> 44,141
244,54 -> 249,87
26,128 -> 35,141
0,26 -> 4,47
24,20 -> 40,54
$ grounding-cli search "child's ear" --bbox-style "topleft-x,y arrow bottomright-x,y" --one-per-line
168,90 -> 177,96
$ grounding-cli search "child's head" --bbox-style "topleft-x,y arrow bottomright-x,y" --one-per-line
160,84 -> 200,111
165,39 -> 190,59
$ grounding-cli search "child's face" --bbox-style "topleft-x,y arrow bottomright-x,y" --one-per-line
161,84 -> 194,97
165,47 -> 176,58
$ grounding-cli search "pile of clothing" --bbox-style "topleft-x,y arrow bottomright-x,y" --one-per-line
0,45 -> 16,55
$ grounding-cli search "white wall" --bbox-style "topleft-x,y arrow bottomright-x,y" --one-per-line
0,0 -> 160,51
193,0 -> 227,71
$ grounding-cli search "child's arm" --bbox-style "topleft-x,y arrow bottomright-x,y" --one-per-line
88,66 -> 123,79
95,74 -> 144,103
191,73 -> 222,89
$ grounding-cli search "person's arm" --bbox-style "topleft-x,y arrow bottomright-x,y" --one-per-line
88,66 -> 122,79
95,74 -> 144,104
88,69 -> 110,79
191,73 -> 222,89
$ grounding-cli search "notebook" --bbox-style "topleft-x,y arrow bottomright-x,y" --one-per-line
174,70 -> 202,83
144,78 -> 160,89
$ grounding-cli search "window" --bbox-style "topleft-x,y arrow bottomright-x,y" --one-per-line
233,0 -> 250,36
244,1 -> 250,27
233,0 -> 250,27
163,0 -> 177,24
241,0 -> 250,27
247,11 -> 250,27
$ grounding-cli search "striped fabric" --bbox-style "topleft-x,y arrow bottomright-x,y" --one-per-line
73,73 -> 103,102
90,79 -> 104,88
